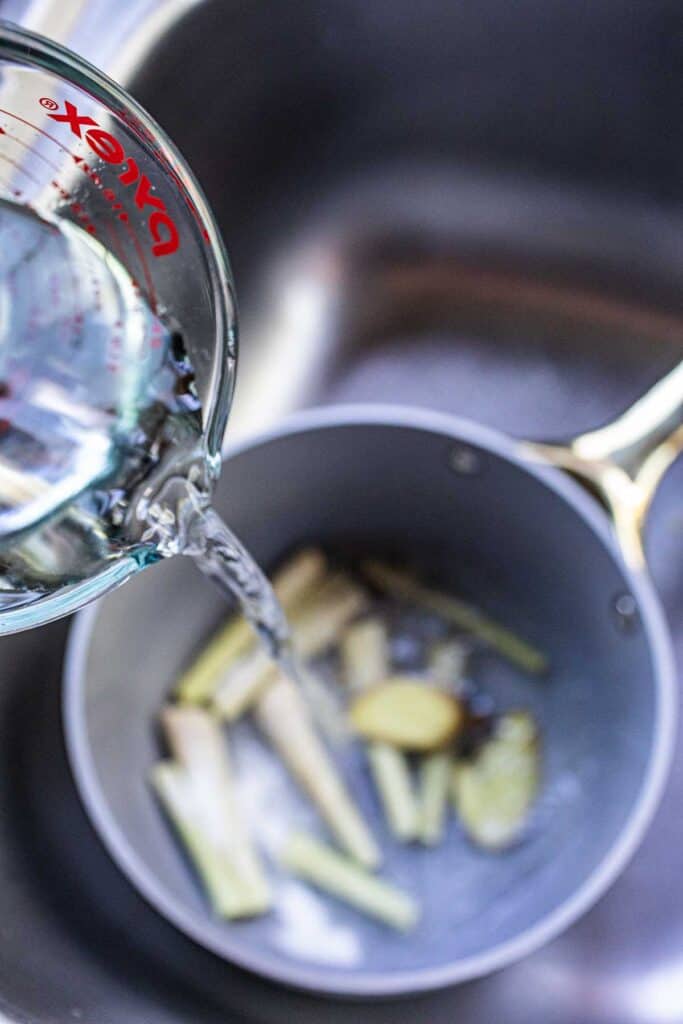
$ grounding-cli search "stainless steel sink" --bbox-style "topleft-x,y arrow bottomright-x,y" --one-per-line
0,1 -> 681,1021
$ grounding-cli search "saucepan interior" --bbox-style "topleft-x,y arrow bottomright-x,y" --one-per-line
63,407 -> 674,995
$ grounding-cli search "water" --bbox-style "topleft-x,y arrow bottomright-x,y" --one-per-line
0,198 -> 290,655
141,477 -> 291,660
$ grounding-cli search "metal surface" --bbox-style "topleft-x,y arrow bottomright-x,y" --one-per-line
126,0 -> 683,447
0,0 -> 680,1021
0,0 -> 199,85
524,359 -> 683,568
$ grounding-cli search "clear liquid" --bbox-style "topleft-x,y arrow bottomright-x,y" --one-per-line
0,199 -> 290,656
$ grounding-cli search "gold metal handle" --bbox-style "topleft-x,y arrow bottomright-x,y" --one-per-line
522,362 -> 683,568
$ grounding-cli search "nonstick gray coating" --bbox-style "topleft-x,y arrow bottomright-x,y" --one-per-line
64,408 -> 675,995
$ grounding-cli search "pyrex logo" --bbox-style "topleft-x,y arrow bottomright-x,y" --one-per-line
44,99 -> 179,258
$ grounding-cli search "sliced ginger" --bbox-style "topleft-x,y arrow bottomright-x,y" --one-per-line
350,678 -> 463,752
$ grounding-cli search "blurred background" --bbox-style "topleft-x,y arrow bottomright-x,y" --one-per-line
0,1 -> 682,1022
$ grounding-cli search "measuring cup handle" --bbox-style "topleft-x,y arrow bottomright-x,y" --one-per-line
521,360 -> 683,568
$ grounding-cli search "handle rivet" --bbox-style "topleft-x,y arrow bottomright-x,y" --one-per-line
448,445 -> 481,476
612,592 -> 639,632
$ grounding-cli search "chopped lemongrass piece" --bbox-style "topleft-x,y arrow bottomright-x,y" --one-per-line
342,617 -> 418,840
417,752 -> 452,845
341,618 -> 389,692
175,617 -> 253,706
453,710 -> 540,850
176,548 -> 328,704
151,762 -> 267,918
350,678 -> 463,752
292,570 -> 366,619
450,760 -> 462,807
362,561 -> 548,675
367,743 -> 419,841
289,574 -> 369,660
255,673 -> 380,868
281,832 -> 418,931
298,664 -> 350,746
212,650 -> 274,720
429,639 -> 469,691
270,547 -> 329,606
160,706 -> 270,908
214,574 -> 368,720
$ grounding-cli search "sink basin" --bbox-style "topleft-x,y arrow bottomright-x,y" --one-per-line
0,1 -> 680,1021
128,0 -> 683,445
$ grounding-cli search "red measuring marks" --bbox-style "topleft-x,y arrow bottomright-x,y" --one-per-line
0,150 -> 41,187
118,215 -> 157,313
0,106 -> 158,313
0,125 -> 62,175
115,104 -> 211,244
99,185 -> 157,311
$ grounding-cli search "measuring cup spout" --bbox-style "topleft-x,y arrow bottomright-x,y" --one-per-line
522,361 -> 683,568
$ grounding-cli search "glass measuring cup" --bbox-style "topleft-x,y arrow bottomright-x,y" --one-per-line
0,22 -> 237,633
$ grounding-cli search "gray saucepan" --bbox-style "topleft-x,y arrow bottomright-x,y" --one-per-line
63,378 -> 679,996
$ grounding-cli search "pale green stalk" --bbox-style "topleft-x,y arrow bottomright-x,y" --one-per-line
176,548 -> 327,704
282,832 -> 418,931
255,674 -> 380,868
342,616 -> 419,841
151,762 -> 266,918
362,561 -> 548,674
417,751 -> 452,845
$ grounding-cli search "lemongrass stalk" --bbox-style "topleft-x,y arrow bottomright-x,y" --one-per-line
417,751 -> 452,845
450,761 -> 463,809
367,743 -> 419,841
255,673 -> 380,868
298,663 -> 350,746
160,705 -> 270,908
429,639 -> 469,691
211,651 -> 275,721
151,762 -> 265,918
341,617 -> 419,840
214,575 -> 368,720
176,548 -> 327,704
176,618 -> 253,706
362,561 -> 547,675
341,618 -> 388,692
281,832 -> 418,931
